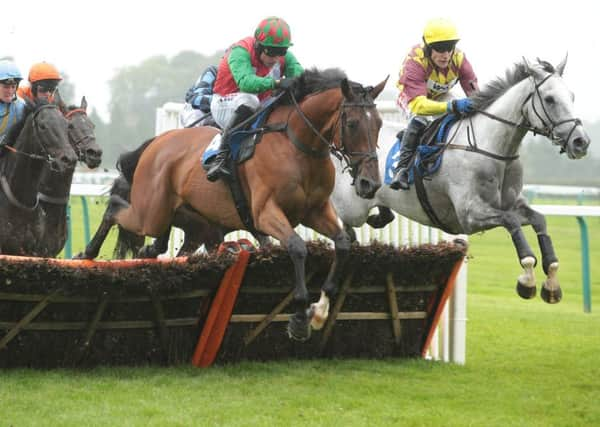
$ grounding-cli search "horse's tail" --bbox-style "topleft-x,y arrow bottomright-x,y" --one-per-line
114,226 -> 145,259
117,137 -> 156,184
109,175 -> 145,258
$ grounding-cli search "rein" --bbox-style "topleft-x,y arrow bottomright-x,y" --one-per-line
1,104 -> 61,165
467,72 -> 582,157
1,174 -> 39,210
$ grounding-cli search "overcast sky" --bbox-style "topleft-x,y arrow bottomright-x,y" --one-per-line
4,0 -> 599,122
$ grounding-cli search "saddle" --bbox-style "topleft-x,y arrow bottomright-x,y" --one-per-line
384,114 -> 458,185
201,96 -> 282,170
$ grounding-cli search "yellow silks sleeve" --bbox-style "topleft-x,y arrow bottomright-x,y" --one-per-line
407,95 -> 449,116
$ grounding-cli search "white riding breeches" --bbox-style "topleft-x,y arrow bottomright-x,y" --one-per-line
210,92 -> 260,129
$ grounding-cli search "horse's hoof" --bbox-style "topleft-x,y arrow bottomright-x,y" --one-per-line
73,252 -> 91,260
516,282 -> 536,299
307,305 -> 325,330
137,245 -> 158,259
287,312 -> 311,342
541,286 -> 562,304
453,238 -> 468,249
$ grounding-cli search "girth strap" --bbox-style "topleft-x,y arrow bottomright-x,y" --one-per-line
413,169 -> 452,234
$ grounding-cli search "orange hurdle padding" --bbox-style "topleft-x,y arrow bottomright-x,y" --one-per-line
192,240 -> 254,367
420,258 -> 464,358
0,254 -> 189,269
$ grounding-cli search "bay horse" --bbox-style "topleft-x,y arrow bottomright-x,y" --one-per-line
78,68 -> 387,340
331,56 -> 591,303
110,173 -> 225,258
0,100 -> 78,256
36,94 -> 103,257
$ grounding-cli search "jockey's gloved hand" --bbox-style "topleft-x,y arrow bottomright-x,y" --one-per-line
448,98 -> 474,115
275,77 -> 296,91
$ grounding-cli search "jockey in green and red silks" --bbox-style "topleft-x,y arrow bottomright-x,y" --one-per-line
390,18 -> 480,191
206,16 -> 304,183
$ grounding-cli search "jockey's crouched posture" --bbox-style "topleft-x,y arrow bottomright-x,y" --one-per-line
206,16 -> 304,182
390,18 -> 479,190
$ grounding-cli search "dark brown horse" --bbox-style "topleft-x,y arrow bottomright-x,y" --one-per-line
36,94 -> 103,257
0,100 -> 77,256
78,68 -> 386,340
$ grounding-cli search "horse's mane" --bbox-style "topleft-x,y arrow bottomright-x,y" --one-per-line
274,67 -> 349,107
471,60 -> 556,111
117,137 -> 156,184
3,101 -> 44,148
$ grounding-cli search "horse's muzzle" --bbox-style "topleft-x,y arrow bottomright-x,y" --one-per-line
354,176 -> 381,199
568,135 -> 591,159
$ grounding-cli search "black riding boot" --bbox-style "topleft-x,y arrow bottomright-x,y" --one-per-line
389,117 -> 428,190
206,105 -> 255,182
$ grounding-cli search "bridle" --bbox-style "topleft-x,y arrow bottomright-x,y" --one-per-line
287,88 -> 379,181
473,72 -> 582,155
64,108 -> 95,161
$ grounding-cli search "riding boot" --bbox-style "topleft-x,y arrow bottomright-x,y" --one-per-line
389,117 -> 428,190
206,105 -> 255,182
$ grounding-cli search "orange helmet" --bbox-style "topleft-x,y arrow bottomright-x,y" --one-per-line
28,62 -> 62,83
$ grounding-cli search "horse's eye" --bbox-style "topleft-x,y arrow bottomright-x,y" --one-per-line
346,120 -> 359,130
544,96 -> 555,104
68,123 -> 74,129
39,124 -> 46,130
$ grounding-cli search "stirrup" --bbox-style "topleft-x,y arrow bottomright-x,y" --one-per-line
389,170 -> 409,191
206,156 -> 231,182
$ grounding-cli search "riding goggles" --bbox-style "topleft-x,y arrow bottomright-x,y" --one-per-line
263,46 -> 288,57
0,78 -> 19,86
36,83 -> 57,93
429,40 -> 457,53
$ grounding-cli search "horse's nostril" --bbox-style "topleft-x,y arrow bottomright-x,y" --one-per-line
573,137 -> 590,150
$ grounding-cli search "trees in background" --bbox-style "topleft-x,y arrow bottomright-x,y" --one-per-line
95,50 -> 222,167
78,50 -> 600,185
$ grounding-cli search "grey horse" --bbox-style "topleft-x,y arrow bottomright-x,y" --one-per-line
330,56 -> 591,305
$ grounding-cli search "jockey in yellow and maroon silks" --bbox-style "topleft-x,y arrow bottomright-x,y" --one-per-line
206,16 -> 304,183
390,18 -> 479,191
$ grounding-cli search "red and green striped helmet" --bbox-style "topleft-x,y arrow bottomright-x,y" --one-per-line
254,16 -> 292,48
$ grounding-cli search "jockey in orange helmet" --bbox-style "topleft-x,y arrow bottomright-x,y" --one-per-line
206,16 -> 304,182
17,62 -> 63,103
389,18 -> 479,190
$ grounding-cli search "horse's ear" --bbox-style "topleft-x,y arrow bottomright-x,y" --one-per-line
341,78 -> 355,100
369,75 -> 389,100
81,96 -> 88,110
556,52 -> 568,76
54,89 -> 67,112
523,57 -> 545,80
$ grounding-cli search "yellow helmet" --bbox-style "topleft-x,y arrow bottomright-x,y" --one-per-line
423,18 -> 459,45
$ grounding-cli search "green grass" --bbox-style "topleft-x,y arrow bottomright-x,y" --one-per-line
2,203 -> 599,426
